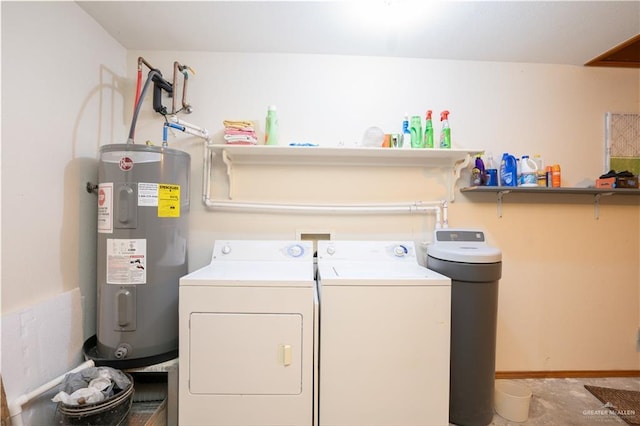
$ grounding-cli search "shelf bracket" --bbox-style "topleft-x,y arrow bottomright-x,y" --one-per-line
221,149 -> 235,199
497,190 -> 511,218
450,155 -> 472,202
593,192 -> 613,220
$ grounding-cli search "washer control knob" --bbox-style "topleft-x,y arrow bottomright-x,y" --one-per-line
326,246 -> 336,256
288,244 -> 304,258
394,245 -> 408,257
221,245 -> 232,255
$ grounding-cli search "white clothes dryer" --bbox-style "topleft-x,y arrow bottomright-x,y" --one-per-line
317,240 -> 451,426
179,240 -> 317,426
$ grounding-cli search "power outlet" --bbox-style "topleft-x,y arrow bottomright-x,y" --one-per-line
636,328 -> 640,352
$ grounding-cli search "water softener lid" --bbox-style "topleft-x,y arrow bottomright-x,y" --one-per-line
427,243 -> 502,263
427,229 -> 502,263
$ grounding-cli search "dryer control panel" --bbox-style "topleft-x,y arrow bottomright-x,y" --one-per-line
211,240 -> 313,262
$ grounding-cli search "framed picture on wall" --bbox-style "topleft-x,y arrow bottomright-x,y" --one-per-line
605,112 -> 640,176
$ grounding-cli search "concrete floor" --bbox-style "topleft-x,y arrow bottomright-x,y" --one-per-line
126,375 -> 640,425
487,377 -> 640,425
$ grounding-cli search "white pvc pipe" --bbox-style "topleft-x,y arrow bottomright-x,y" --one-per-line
201,143 -> 450,230
9,359 -> 95,426
169,116 -> 211,140
221,150 -> 235,199
203,141 -> 213,207
180,126 -> 209,140
204,198 -> 442,215
442,201 -> 449,228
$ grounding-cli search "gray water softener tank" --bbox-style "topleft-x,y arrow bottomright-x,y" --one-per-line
426,229 -> 502,426
96,144 -> 190,365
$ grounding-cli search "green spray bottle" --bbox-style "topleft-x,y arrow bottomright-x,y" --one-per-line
410,115 -> 423,148
423,110 -> 434,148
439,110 -> 451,149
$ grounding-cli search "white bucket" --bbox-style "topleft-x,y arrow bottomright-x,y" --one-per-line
495,380 -> 532,422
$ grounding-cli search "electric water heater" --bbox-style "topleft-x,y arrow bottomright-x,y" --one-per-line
95,143 -> 190,365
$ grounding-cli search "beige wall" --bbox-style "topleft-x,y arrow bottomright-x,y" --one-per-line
2,2 -> 128,316
130,51 -> 640,371
1,2 -> 127,422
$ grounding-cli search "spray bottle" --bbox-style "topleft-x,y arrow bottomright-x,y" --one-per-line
439,110 -> 451,149
423,110 -> 434,148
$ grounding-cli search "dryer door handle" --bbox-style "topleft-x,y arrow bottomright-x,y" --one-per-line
278,344 -> 292,366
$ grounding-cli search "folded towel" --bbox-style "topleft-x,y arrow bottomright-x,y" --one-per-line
225,140 -> 257,145
224,134 -> 258,144
223,120 -> 254,130
224,129 -> 257,137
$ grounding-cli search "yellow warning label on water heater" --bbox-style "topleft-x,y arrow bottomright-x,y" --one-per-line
158,184 -> 180,217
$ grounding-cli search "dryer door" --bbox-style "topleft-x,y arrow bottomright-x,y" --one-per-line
189,312 -> 303,395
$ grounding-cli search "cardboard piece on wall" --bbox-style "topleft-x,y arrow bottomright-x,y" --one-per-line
1,289 -> 84,425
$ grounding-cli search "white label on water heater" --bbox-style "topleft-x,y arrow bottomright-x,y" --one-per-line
138,182 -> 158,206
106,238 -> 147,285
97,183 -> 113,233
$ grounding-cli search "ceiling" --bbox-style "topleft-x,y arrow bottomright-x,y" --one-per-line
77,1 -> 640,66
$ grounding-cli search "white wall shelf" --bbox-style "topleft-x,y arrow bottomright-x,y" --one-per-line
460,186 -> 640,218
209,144 -> 483,202
211,144 -> 481,167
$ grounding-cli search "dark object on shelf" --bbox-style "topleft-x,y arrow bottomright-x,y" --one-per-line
598,170 -> 639,189
618,174 -> 639,189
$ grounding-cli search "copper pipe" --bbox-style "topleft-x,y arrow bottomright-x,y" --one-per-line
172,61 -> 194,114
137,56 -> 155,72
172,61 -> 179,114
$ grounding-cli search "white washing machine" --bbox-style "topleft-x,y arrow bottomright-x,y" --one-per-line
179,240 -> 317,426
317,240 -> 451,426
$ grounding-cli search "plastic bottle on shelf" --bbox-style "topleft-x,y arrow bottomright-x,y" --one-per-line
410,115 -> 424,148
545,166 -> 553,187
265,105 -> 279,145
424,110 -> 434,148
552,164 -> 561,187
484,152 -> 498,186
519,155 -> 538,187
470,155 -> 485,186
439,110 -> 451,149
499,153 -> 517,186
533,154 -> 544,170
537,169 -> 547,187
533,154 -> 546,186
402,113 -> 411,149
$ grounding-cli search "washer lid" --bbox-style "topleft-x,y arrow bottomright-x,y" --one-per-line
427,229 -> 502,263
317,261 -> 450,285
326,262 -> 444,279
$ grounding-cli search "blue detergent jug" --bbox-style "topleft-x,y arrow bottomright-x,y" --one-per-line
499,153 -> 517,186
